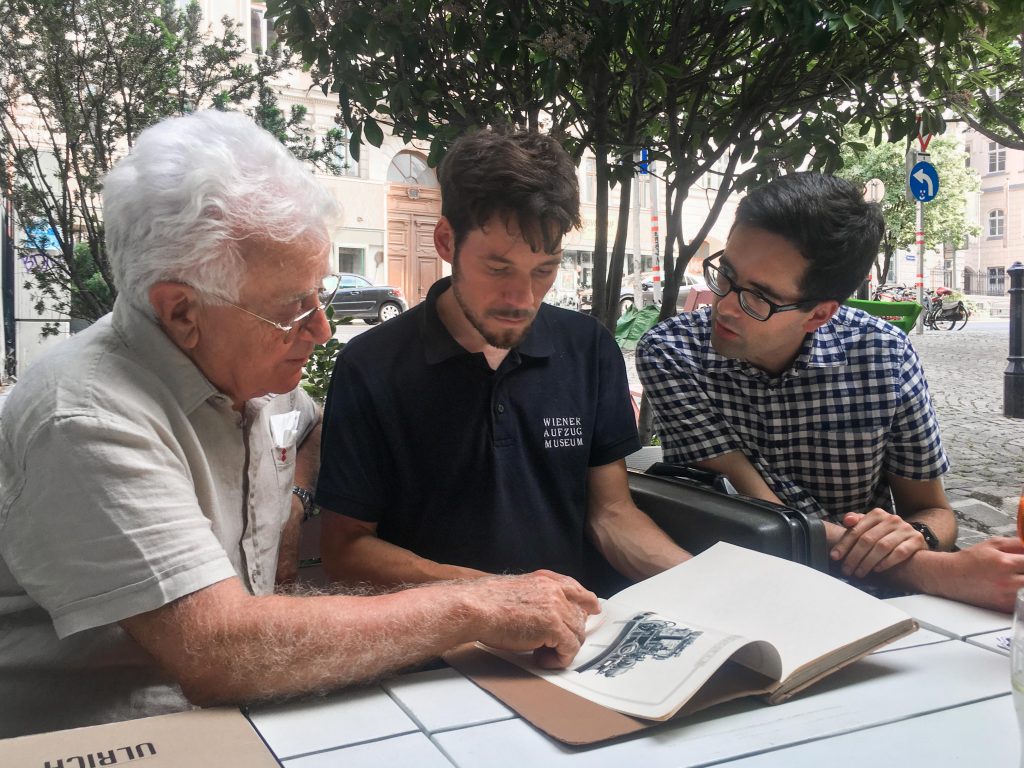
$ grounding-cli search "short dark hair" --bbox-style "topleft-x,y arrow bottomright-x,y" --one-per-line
732,173 -> 884,302
437,129 -> 582,254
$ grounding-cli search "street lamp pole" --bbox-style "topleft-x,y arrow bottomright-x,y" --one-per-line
1005,262 -> 1024,418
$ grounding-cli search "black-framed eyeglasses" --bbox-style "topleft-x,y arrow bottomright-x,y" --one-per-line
211,273 -> 342,341
702,251 -> 820,322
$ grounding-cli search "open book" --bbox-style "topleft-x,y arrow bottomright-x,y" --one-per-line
448,542 -> 916,742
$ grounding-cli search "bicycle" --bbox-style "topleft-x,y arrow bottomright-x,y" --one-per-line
872,284 -> 916,302
924,297 -> 970,331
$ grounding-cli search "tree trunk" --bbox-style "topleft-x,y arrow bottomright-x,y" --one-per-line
604,173 -> 632,330
638,391 -> 656,445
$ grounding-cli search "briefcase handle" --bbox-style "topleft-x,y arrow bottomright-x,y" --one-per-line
645,462 -> 739,496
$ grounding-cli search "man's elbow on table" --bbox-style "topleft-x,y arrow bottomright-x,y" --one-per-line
119,580 -> 269,707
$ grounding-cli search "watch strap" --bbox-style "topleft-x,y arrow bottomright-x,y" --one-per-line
909,521 -> 939,551
292,485 -> 316,521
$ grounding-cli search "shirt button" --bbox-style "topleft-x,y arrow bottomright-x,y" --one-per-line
496,403 -> 505,414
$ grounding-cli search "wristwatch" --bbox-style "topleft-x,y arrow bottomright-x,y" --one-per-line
292,485 -> 316,521
909,521 -> 940,551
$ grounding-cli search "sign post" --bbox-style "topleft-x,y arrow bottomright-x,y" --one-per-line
647,151 -> 662,304
632,151 -> 643,308
906,129 -> 938,335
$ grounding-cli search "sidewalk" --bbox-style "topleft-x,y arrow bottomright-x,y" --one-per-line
623,320 -> 1022,549
912,322 -> 1020,546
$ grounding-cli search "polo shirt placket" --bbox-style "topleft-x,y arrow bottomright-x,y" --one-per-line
317,276 -> 641,586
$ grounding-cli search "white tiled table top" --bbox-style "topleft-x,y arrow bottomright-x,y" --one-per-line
718,695 -> 1018,767
883,593 -> 1011,638
966,628 -> 1013,656
247,685 -> 417,760
433,640 -> 1010,768
283,733 -> 454,767
382,666 -> 515,734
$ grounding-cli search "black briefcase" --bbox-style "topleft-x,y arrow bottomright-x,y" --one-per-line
628,462 -> 829,571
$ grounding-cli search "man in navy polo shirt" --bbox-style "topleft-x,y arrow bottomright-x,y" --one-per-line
316,130 -> 689,594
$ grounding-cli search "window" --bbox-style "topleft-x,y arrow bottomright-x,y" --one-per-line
582,158 -> 596,204
989,209 -> 1005,238
988,266 -> 1006,296
331,133 -> 360,178
885,259 -> 897,284
387,151 -> 438,186
338,248 -> 366,276
638,177 -> 650,208
988,141 -> 1006,173
249,5 -> 277,52
701,152 -> 730,191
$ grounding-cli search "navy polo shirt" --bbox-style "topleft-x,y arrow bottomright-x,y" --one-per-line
316,277 -> 640,587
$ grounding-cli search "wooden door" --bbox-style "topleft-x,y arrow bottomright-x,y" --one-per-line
386,185 -> 441,308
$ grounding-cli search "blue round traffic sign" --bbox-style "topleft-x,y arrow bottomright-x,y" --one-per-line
908,161 -> 939,202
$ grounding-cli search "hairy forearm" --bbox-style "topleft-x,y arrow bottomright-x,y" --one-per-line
156,582 -> 482,706
126,570 -> 599,707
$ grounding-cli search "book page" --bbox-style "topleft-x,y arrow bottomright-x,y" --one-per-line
612,542 -> 912,681
486,598 -> 781,721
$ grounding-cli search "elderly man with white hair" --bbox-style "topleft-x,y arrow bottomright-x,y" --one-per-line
0,110 -> 598,738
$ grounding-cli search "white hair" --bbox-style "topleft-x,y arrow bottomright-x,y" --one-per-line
103,110 -> 340,313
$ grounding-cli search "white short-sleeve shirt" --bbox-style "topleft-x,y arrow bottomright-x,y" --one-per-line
0,297 -> 317,736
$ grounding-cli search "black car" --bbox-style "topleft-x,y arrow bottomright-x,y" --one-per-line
330,273 -> 408,324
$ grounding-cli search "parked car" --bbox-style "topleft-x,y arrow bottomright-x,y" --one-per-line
578,273 -> 707,315
330,273 -> 407,324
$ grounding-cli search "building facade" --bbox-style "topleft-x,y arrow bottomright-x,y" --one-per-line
5,0 -> 737,376
963,128 -> 1022,297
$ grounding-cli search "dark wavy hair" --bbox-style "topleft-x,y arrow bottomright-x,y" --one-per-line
438,129 -> 581,254
732,173 -> 884,302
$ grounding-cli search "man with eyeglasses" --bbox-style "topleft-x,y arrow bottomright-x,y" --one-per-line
637,173 -> 1024,612
0,111 -> 599,738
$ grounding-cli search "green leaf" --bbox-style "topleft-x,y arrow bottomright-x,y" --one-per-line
891,1 -> 905,29
348,124 -> 362,163
363,115 -> 384,147
651,72 -> 668,99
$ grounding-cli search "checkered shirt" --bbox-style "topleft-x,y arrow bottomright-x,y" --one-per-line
636,305 -> 949,519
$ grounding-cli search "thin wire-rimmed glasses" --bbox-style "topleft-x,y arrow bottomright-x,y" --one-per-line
702,251 -> 821,322
213,273 -> 342,342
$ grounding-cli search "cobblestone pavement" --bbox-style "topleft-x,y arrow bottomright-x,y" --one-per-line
912,321 -> 1022,546
624,319 -> 1023,549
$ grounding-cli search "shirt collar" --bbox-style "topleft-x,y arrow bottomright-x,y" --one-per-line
798,309 -> 849,370
700,305 -> 848,378
111,296 -> 224,414
421,276 -> 554,365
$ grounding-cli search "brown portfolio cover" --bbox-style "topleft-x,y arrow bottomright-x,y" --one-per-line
0,707 -> 281,767
445,644 -> 776,745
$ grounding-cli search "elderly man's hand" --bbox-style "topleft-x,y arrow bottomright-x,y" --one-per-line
458,570 -> 601,668
829,509 -> 927,579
